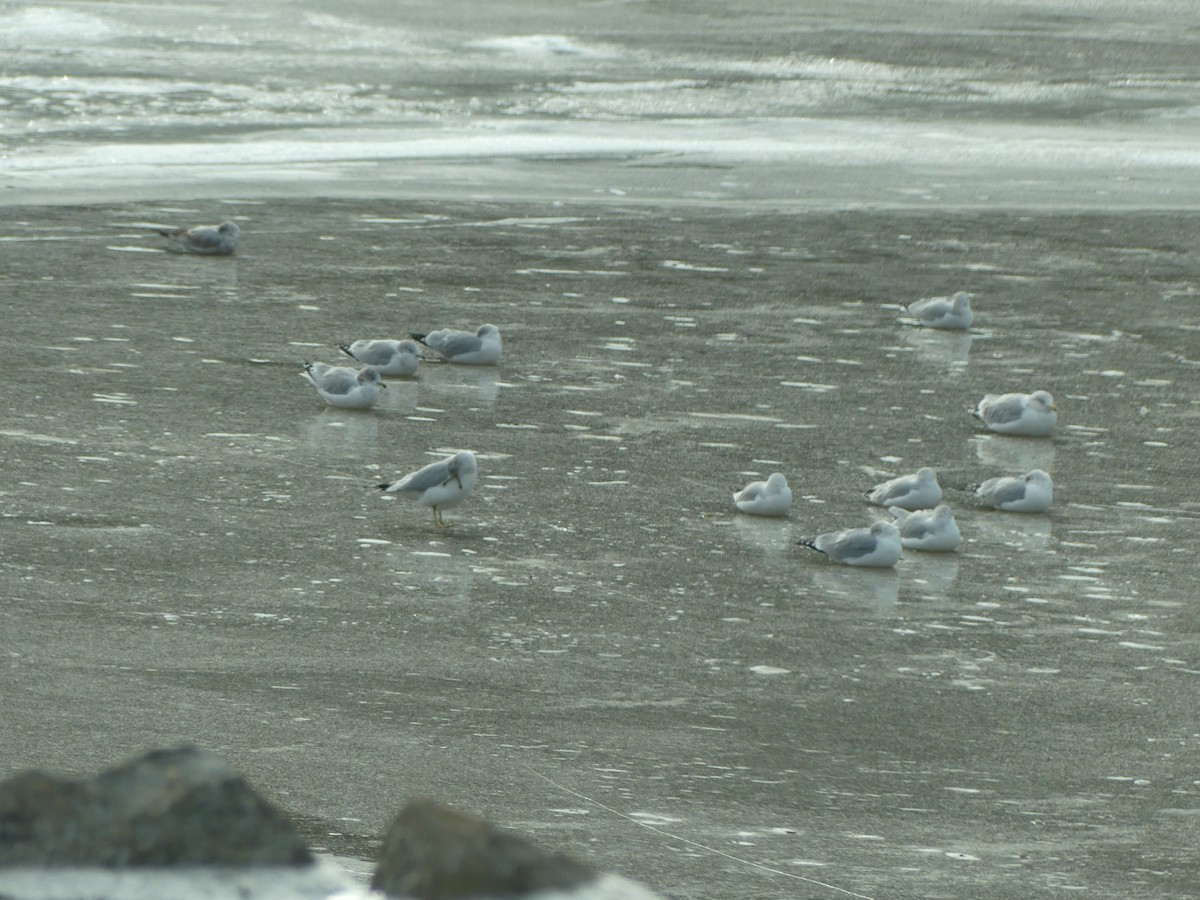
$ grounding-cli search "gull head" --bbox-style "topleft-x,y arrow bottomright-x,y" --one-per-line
357,367 -> 385,387
1030,390 -> 1056,412
449,450 -> 478,478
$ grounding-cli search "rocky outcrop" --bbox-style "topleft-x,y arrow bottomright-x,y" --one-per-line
0,748 -> 662,900
0,746 -> 313,867
371,798 -> 597,899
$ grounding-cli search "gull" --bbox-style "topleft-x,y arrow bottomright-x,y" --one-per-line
410,324 -> 502,365
972,469 -> 1053,512
906,291 -> 974,329
154,221 -> 240,255
378,450 -> 479,527
339,339 -> 421,377
888,504 -> 962,551
733,473 -> 792,517
865,466 -> 942,511
971,390 -> 1057,437
300,362 -> 385,409
798,521 -> 902,568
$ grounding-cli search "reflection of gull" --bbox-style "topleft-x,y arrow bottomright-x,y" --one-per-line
301,362 -> 385,409
905,555 -> 961,599
866,467 -> 941,511
971,391 -> 1057,437
421,366 -> 503,405
377,377 -> 420,413
470,368 -> 502,404
154,221 -> 239,255
898,327 -> 973,368
972,434 -> 1055,473
300,411 -> 381,457
731,516 -> 795,554
888,504 -> 961,551
971,511 -> 1052,552
810,568 -> 900,612
972,469 -> 1053,512
733,473 -> 792,517
798,522 -> 902,568
905,291 -> 974,329
339,339 -> 421,376
410,324 -> 502,364
378,450 -> 479,528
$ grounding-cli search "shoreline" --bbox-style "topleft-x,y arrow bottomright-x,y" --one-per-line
6,174 -> 1200,214
6,116 -> 1200,211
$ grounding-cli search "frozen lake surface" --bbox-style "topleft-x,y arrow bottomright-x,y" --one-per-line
2,2 -> 1200,899
4,199 -> 1199,899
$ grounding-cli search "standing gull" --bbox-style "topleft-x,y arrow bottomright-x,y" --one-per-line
154,221 -> 240,255
865,466 -> 942,511
301,362 -> 385,409
971,390 -> 1057,437
378,450 -> 479,528
733,472 -> 792,517
410,324 -> 502,365
339,339 -> 421,377
798,521 -> 902,568
888,504 -> 962,551
906,291 -> 974,330
972,469 -> 1053,512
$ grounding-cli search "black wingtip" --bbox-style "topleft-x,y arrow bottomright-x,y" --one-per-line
376,482 -> 391,491
409,332 -> 428,346
339,343 -> 355,359
796,539 -> 822,553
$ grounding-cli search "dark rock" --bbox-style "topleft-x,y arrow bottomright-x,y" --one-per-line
0,746 -> 313,868
371,798 -> 596,899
